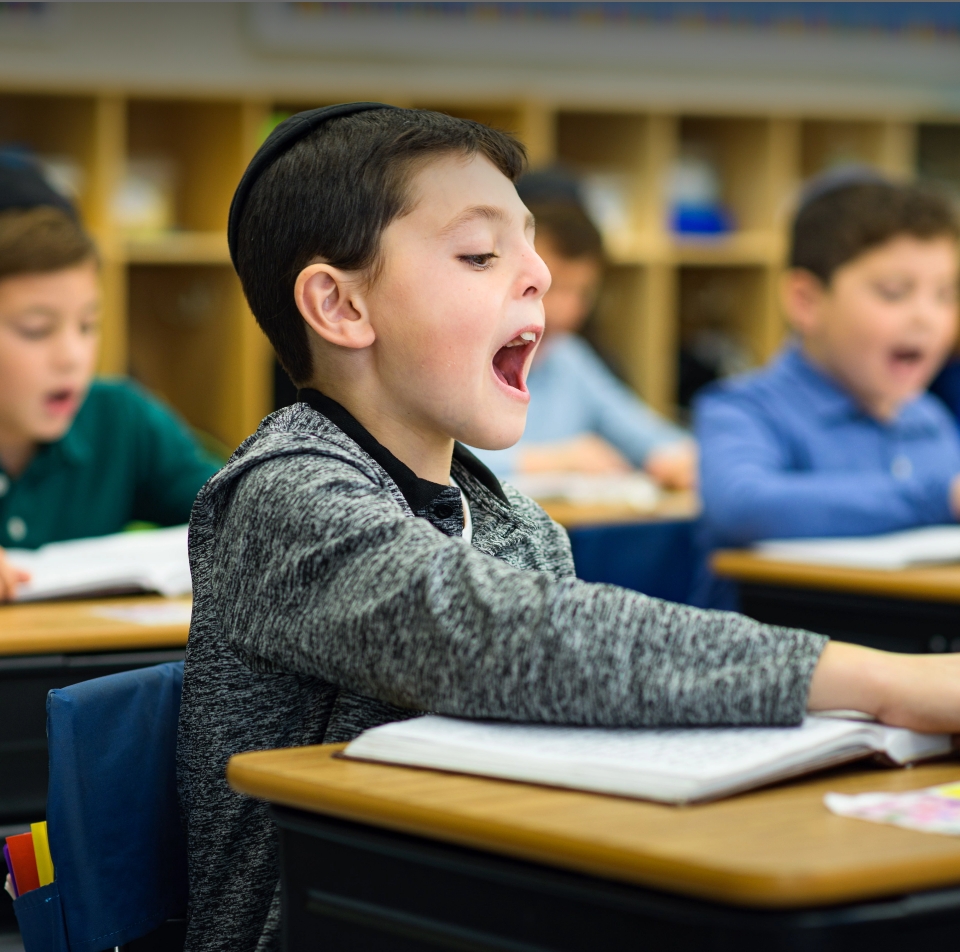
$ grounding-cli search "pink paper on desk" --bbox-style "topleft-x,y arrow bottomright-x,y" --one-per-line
825,782 -> 960,836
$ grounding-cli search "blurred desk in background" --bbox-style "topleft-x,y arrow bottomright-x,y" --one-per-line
712,550 -> 960,654
541,492 -> 700,605
0,595 -> 190,824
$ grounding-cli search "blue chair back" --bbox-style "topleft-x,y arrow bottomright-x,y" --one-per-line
568,519 -> 697,604
29,661 -> 187,952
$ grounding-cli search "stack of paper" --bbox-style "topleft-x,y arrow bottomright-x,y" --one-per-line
6,525 -> 191,602
754,525 -> 960,570
343,713 -> 951,804
508,472 -> 661,510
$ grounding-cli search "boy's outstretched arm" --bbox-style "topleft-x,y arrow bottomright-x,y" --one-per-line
809,641 -> 960,733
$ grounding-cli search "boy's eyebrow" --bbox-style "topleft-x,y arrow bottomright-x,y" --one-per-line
439,205 -> 535,237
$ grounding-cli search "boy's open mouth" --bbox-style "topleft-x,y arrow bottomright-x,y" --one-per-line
44,388 -> 78,416
889,346 -> 925,370
492,331 -> 538,394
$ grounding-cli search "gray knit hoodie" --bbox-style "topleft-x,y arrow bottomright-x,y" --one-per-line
176,389 -> 827,952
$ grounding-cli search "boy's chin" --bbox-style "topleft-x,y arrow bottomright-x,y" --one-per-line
457,421 -> 526,453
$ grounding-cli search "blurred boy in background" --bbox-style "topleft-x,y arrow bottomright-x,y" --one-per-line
694,170 -> 960,606
0,156 -> 221,599
471,173 -> 696,489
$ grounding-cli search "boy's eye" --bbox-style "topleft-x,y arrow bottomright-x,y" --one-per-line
873,282 -> 910,303
79,317 -> 101,336
14,323 -> 55,341
458,253 -> 497,270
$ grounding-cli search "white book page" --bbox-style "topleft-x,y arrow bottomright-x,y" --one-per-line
345,715 -> 950,803
755,525 -> 960,570
6,525 -> 191,602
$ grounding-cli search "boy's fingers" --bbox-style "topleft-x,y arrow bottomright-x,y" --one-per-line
0,557 -> 25,601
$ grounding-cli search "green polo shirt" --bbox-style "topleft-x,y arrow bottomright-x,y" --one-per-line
0,378 -> 222,549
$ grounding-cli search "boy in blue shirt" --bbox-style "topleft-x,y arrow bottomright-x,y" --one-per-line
473,198 -> 696,488
0,158 -> 221,599
695,172 -> 960,606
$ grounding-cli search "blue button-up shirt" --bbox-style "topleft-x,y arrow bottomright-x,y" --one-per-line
471,333 -> 687,477
691,345 -> 960,607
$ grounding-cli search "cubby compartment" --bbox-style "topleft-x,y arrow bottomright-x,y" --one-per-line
555,111 -> 665,256
800,120 -> 914,180
917,123 -> 960,196
586,263 -> 677,416
676,265 -> 780,411
124,99 -> 248,236
674,117 -> 777,238
0,93 -> 101,226
127,263 -> 267,450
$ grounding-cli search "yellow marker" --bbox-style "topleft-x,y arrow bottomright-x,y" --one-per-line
30,821 -> 54,887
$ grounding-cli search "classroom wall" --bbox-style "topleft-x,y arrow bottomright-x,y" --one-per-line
0,2 -> 959,116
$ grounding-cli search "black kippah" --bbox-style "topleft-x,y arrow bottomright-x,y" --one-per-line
797,164 -> 890,213
0,150 -> 75,218
227,101 -> 400,269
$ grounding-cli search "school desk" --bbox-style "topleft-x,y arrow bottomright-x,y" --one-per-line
542,490 -> 700,604
712,549 -> 960,654
228,744 -> 960,951
0,595 -> 190,824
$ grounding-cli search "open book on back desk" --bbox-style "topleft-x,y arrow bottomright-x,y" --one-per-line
342,714 -> 952,804
6,525 -> 191,602
754,525 -> 960,570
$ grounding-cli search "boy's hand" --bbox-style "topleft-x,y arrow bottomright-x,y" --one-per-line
809,641 -> 960,733
519,434 -> 632,476
644,441 -> 698,490
0,546 -> 30,602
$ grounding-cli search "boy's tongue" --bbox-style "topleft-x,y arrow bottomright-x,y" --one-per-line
493,334 -> 534,392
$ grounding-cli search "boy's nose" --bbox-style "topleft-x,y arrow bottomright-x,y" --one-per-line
522,250 -> 552,300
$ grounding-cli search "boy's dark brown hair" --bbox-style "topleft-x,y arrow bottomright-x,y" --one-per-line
530,202 -> 603,261
790,181 -> 959,286
235,108 -> 526,386
0,206 -> 96,281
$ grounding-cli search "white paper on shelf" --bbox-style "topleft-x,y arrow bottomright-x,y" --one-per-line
343,713 -> 950,805
508,472 -> 661,510
754,524 -> 960,570
7,525 -> 191,602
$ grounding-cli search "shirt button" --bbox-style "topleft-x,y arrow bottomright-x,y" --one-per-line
891,455 -> 912,480
7,516 -> 26,543
434,505 -> 454,519
0,473 -> 8,497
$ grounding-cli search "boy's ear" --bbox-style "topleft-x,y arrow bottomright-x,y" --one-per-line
294,263 -> 375,350
781,268 -> 828,336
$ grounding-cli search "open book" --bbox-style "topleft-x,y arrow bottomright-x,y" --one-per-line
342,714 -> 951,804
755,525 -> 960,570
6,525 -> 191,602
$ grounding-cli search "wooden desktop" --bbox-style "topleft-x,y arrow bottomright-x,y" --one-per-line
228,744 -> 960,950
0,595 -> 190,823
712,550 -> 960,653
539,489 -> 699,529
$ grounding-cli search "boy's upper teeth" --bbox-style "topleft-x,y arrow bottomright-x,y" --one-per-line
504,331 -> 537,348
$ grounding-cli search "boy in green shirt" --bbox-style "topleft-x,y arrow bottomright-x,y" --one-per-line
0,157 -> 220,599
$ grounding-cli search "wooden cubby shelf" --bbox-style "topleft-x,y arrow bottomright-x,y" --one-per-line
1,88 -> 957,448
